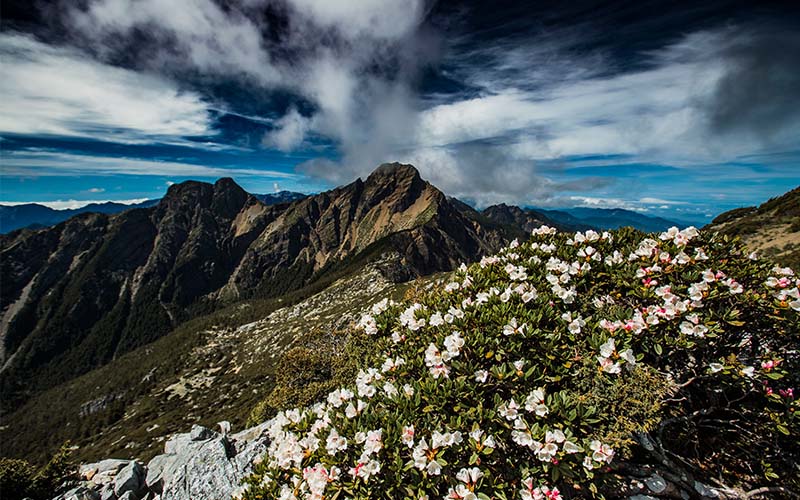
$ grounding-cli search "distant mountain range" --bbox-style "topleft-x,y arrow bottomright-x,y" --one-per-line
2,189 -> 697,236
0,191 -> 308,234
535,207 -> 704,233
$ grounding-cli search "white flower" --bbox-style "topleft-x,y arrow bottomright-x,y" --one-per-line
589,440 -> 615,463
345,400 -> 367,419
709,362 -> 724,373
619,349 -> 636,366
429,312 -> 444,327
741,366 -> 755,377
358,314 -> 378,335
349,459 -> 380,482
381,356 -> 405,373
362,429 -> 383,457
325,428 -> 348,455
456,467 -> 484,485
474,370 -> 489,383
444,331 -> 465,358
371,297 -> 391,315
498,399 -> 520,420
599,338 -> 616,358
503,317 -> 526,336
383,382 -> 398,398
401,425 -> 415,448
524,388 -> 549,417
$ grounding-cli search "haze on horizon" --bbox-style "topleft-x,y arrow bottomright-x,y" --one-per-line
1,0 -> 799,222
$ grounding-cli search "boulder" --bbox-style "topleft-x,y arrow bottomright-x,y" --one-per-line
55,485 -> 100,500
114,461 -> 145,497
145,453 -> 179,494
52,419 -> 274,500
189,425 -> 214,441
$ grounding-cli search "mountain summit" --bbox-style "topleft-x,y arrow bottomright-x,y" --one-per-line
0,164 -> 515,409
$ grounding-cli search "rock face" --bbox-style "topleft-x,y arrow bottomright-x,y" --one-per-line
53,423 -> 270,500
0,163 -> 516,415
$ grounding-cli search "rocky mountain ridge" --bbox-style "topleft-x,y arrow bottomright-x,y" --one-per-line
0,163 -> 514,413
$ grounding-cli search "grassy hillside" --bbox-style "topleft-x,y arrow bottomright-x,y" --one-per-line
0,249 -> 441,466
708,186 -> 800,269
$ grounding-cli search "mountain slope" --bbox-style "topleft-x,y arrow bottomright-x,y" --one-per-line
0,192 -> 307,235
0,199 -> 160,234
0,163 -> 513,411
482,203 -> 591,232
253,190 -> 307,205
706,186 -> 800,268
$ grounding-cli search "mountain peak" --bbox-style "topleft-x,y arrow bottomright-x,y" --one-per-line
367,162 -> 421,182
158,178 -> 251,219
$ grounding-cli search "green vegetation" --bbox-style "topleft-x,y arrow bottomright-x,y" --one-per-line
241,227 -> 798,499
0,243 -> 432,467
0,444 -> 77,500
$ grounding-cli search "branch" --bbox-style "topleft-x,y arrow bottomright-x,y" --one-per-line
745,486 -> 800,499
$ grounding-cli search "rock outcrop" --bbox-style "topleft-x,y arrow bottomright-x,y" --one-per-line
52,422 -> 270,500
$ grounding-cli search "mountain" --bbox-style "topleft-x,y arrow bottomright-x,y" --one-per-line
481,203 -> 591,232
0,163 -> 515,411
253,190 -> 307,205
0,192 -> 308,234
0,200 -> 160,234
537,206 -> 690,232
706,186 -> 800,268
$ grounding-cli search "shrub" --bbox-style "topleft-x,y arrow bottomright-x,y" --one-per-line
0,444 -> 77,500
247,330 -> 371,427
240,226 -> 799,499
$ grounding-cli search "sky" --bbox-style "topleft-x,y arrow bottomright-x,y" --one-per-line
1,0 -> 799,222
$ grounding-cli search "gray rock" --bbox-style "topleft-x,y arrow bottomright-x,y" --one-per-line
163,434 -> 191,455
54,419 -> 274,500
145,453 -> 179,494
157,420 -> 271,500
99,483 -> 117,500
114,461 -> 145,497
645,474 -> 667,494
57,486 -> 101,500
97,459 -> 131,475
189,425 -> 215,441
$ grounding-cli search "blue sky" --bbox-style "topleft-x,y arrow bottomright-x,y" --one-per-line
1,0 -> 799,222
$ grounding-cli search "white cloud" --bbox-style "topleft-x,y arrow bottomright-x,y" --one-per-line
0,198 -> 151,210
0,33 -> 213,143
639,197 -> 688,205
415,28 -> 800,168
66,0 -> 431,173
86,187 -> 106,193
0,151 -> 298,179
262,107 -> 312,152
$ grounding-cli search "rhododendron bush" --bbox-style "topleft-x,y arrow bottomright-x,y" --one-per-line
240,227 -> 799,499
